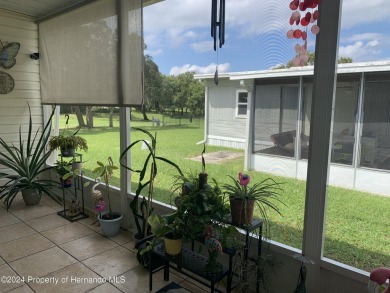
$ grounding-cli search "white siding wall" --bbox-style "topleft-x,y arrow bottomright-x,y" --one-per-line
0,10 -> 41,173
207,80 -> 246,146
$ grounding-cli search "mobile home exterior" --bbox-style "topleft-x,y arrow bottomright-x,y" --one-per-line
196,61 -> 390,195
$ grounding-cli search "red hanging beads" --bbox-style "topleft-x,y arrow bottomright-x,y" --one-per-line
287,0 -> 320,66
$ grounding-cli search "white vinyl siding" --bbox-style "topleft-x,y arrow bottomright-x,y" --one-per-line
0,10 -> 41,172
208,82 -> 246,140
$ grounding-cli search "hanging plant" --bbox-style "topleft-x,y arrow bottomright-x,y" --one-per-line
287,0 -> 320,66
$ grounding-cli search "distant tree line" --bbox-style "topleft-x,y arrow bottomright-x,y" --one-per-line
143,55 -> 205,119
61,51 -> 354,127
61,54 -> 205,126
60,21 -> 204,125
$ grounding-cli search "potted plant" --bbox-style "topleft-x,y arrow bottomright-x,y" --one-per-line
92,157 -> 122,237
223,173 -> 284,292
49,115 -> 88,157
70,156 -> 84,173
54,160 -> 73,188
176,173 -> 230,238
147,211 -> 186,256
49,132 -> 88,157
0,106 -> 61,209
54,158 -> 86,188
223,173 -> 283,226
120,128 -> 183,241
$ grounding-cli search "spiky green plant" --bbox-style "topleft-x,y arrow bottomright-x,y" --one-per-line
223,176 -> 284,224
0,106 -> 60,210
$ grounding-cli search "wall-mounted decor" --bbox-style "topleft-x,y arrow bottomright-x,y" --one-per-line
0,71 -> 15,94
0,40 -> 21,69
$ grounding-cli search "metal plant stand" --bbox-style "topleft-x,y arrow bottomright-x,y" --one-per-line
57,153 -> 88,222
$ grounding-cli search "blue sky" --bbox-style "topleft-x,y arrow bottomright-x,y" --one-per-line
143,0 -> 390,75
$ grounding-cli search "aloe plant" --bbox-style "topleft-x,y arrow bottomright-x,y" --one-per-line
0,106 -> 60,210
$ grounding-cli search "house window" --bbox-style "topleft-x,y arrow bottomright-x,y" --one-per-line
236,90 -> 248,117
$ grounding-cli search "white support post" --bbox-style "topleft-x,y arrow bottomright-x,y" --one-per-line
295,76 -> 303,176
204,81 -> 209,144
241,79 -> 254,171
120,107 -> 131,228
302,0 -> 342,290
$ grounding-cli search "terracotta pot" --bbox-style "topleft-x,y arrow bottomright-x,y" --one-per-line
229,198 -> 255,226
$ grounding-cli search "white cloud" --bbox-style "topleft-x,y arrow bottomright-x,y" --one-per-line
144,0 -> 292,49
339,32 -> 390,62
169,63 -> 231,76
368,39 -> 380,47
144,0 -> 210,33
345,33 -> 383,43
338,40 -> 381,61
184,31 -> 197,38
143,0 -> 390,49
225,0 -> 291,37
191,41 -> 214,53
341,0 -> 390,29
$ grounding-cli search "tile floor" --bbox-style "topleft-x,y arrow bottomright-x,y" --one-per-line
0,196 -> 236,293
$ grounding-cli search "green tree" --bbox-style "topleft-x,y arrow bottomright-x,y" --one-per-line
160,75 -> 176,111
144,55 -> 163,112
173,72 -> 196,115
338,56 -> 353,64
186,79 -> 205,115
274,51 -> 352,69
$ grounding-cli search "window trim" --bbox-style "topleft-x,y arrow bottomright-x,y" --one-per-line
236,89 -> 248,118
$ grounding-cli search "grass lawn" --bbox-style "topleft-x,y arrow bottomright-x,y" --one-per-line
58,112 -> 390,272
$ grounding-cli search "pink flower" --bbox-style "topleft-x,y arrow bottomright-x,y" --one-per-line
95,199 -> 105,213
239,172 -> 250,186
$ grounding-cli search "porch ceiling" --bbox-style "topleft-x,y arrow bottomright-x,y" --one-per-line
0,0 -> 162,20
0,0 -> 87,20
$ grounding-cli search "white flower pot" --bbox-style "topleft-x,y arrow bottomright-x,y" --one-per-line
98,211 -> 123,237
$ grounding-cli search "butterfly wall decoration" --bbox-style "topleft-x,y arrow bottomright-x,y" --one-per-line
0,40 -> 20,70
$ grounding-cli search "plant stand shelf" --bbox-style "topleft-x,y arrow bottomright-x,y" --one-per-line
228,218 -> 263,293
57,154 -> 88,222
150,243 -> 231,293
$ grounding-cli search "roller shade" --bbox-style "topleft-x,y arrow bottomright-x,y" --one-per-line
39,0 -> 143,106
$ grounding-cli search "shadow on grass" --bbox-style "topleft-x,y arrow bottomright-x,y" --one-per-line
129,124 -> 201,132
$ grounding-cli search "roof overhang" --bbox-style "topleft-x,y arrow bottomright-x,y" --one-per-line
194,60 -> 390,81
